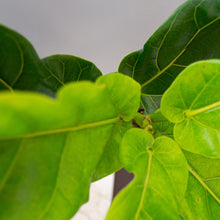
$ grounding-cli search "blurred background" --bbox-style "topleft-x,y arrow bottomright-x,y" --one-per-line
1,0 -> 185,219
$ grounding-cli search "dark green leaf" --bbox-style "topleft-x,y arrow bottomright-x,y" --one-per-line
0,24 -> 101,96
149,109 -> 174,139
106,128 -> 188,220
161,60 -> 220,157
118,50 -> 142,78
141,95 -> 162,114
0,73 -> 140,220
119,0 -> 220,112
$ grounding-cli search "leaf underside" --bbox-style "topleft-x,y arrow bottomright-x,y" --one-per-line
0,73 -> 141,220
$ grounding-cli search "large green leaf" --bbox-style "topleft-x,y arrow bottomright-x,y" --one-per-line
0,73 -> 140,220
0,24 -> 101,96
106,128 -> 188,220
119,0 -> 220,112
161,60 -> 220,157
180,151 -> 220,219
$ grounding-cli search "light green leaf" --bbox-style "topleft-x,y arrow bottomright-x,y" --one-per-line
106,128 -> 188,220
119,0 -> 220,112
93,73 -> 141,180
0,73 -> 140,220
161,60 -> 220,157
0,24 -> 101,96
180,151 -> 220,219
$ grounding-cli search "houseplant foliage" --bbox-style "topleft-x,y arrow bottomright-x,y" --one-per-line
0,0 -> 220,219
106,60 -> 220,219
119,0 -> 220,113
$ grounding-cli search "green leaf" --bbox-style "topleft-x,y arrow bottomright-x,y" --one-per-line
161,60 -> 220,157
41,55 -> 102,89
0,73 -> 140,220
148,109 -> 174,139
141,95 -> 162,114
119,0 -> 220,111
0,24 -> 101,96
119,50 -> 162,114
106,128 -> 188,220
93,73 -> 141,180
118,50 -> 142,79
92,121 -> 133,181
180,151 -> 220,219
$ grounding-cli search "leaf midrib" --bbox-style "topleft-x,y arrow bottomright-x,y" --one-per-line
185,101 -> 220,118
141,13 -> 220,90
188,164 -> 220,204
37,133 -> 70,220
0,116 -> 121,214
0,116 -> 120,141
135,151 -> 153,220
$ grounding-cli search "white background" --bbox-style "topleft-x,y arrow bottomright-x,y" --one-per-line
1,0 -> 185,219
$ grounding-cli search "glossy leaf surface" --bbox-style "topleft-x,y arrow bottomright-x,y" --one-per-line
119,0 -> 220,111
180,151 -> 220,219
0,25 -> 101,96
161,60 -> 220,157
106,128 -> 188,220
0,73 -> 140,220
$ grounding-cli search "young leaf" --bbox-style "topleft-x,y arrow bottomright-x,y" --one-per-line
0,25 -> 101,96
0,73 -> 140,220
119,0 -> 220,111
161,60 -> 220,157
180,151 -> 220,219
106,128 -> 188,220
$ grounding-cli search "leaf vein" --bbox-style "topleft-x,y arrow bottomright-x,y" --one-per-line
0,78 -> 14,92
0,117 -> 120,141
135,151 -> 152,220
188,72 -> 219,111
37,133 -> 70,220
155,10 -> 181,72
0,140 -> 23,194
188,164 -> 220,204
141,15 -> 220,89
9,35 -> 24,87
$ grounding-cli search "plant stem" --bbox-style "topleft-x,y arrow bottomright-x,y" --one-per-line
185,101 -> 220,117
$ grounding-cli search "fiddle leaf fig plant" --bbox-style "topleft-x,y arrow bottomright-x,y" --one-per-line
106,60 -> 220,220
0,0 -> 220,219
